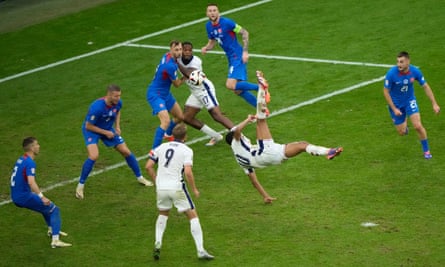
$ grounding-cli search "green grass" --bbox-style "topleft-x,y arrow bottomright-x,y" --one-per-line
1,0 -> 445,266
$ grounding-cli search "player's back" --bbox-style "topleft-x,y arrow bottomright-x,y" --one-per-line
154,141 -> 193,190
10,155 -> 34,203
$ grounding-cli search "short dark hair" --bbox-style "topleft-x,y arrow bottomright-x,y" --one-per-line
182,41 -> 193,48
397,51 -> 410,59
225,131 -> 234,145
172,123 -> 187,140
207,3 -> 218,8
107,84 -> 121,93
22,137 -> 36,151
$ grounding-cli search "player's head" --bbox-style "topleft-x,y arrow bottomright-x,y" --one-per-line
169,40 -> 182,59
172,123 -> 187,141
225,131 -> 234,145
397,51 -> 410,72
182,41 -> 194,61
206,3 -> 219,22
106,84 -> 121,105
23,136 -> 40,154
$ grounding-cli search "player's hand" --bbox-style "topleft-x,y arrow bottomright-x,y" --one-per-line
433,104 -> 441,114
393,108 -> 403,116
41,196 -> 51,205
115,127 -> 121,135
247,114 -> 257,122
105,130 -> 115,139
201,47 -> 208,55
264,196 -> 276,204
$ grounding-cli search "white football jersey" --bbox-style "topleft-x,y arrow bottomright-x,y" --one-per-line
178,56 -> 205,90
231,135 -> 286,170
151,141 -> 193,190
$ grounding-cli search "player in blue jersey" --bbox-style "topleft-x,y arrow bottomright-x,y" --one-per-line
383,51 -> 440,159
147,40 -> 185,151
10,137 -> 72,248
201,3 -> 267,108
75,85 -> 152,200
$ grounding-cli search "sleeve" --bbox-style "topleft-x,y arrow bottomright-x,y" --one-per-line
86,102 -> 101,124
26,160 -> 36,178
384,70 -> 392,89
415,68 -> 426,86
184,147 -> 193,166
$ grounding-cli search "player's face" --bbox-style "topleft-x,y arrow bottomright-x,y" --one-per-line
397,56 -> 410,73
206,5 -> 219,23
108,91 -> 121,105
31,140 -> 40,155
170,44 -> 182,59
182,44 -> 193,60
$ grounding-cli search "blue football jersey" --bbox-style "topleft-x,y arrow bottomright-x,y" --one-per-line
147,52 -> 179,99
10,154 -> 35,203
83,97 -> 122,130
205,17 -> 243,64
384,65 -> 426,106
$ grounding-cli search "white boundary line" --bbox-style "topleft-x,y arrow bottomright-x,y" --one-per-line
125,43 -> 392,68
0,75 -> 384,206
0,0 -> 272,84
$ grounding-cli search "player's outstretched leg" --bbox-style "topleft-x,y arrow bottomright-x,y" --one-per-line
256,70 -> 270,119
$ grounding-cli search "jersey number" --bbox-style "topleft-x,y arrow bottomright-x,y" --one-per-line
235,154 -> 251,168
163,148 -> 175,167
10,166 -> 18,187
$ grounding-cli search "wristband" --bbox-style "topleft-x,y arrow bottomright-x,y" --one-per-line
38,192 -> 44,198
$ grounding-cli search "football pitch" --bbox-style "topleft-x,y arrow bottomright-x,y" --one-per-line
1,0 -> 444,266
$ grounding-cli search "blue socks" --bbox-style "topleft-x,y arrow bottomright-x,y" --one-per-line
152,126 -> 166,149
420,139 -> 430,152
236,81 -> 259,91
79,158 -> 95,184
166,121 -> 176,136
125,153 -> 142,178
235,81 -> 259,107
239,91 -> 257,107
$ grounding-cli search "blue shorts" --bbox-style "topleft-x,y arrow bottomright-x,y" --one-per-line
147,93 -> 177,115
228,59 -> 248,81
14,194 -> 57,215
82,127 -> 125,147
389,99 -> 420,125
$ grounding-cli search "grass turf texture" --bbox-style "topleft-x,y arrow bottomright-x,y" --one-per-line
1,0 -> 445,266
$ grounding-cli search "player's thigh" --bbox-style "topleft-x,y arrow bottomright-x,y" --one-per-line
173,190 -> 195,213
23,194 -> 56,215
156,190 -> 174,211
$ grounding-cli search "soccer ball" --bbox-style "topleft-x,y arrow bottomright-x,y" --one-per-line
189,70 -> 205,86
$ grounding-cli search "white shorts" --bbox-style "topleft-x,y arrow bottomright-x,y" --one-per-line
253,139 -> 286,167
185,78 -> 219,110
156,189 -> 194,213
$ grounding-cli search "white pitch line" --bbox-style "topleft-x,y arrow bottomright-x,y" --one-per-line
0,75 -> 383,207
125,43 -> 392,68
0,0 -> 272,84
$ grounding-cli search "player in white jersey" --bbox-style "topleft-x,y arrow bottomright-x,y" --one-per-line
177,41 -> 234,146
145,123 -> 214,261
225,71 -> 343,203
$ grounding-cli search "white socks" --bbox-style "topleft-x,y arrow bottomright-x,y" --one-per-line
200,125 -> 221,139
306,144 -> 329,156
190,217 -> 204,252
155,215 -> 168,247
